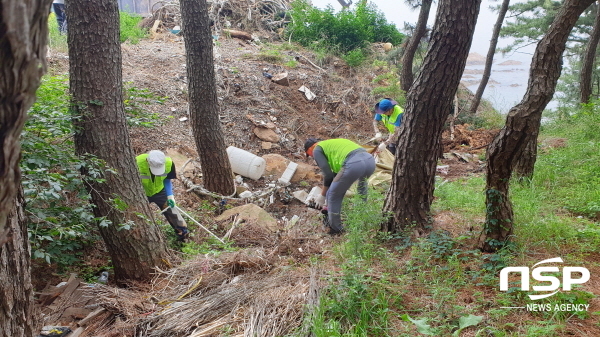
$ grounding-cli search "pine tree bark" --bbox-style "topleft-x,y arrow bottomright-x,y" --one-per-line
580,1 -> 600,104
0,188 -> 39,337
469,0 -> 511,115
481,0 -> 595,252
0,1 -> 49,333
383,0 -> 481,233
67,0 -> 169,283
0,0 -> 51,246
181,0 -> 235,196
513,128 -> 538,180
400,0 -> 433,93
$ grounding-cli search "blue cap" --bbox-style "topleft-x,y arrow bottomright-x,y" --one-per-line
375,99 -> 396,115
375,99 -> 394,114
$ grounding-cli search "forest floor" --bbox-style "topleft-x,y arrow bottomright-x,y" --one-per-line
35,31 -> 600,337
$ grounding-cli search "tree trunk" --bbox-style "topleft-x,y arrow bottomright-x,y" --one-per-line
513,128 -> 538,180
181,0 -> 235,196
0,1 -> 49,333
469,0 -> 511,114
481,0 -> 595,252
400,0 -> 433,93
0,188 -> 39,337
383,0 -> 481,233
580,1 -> 600,104
67,0 -> 169,283
0,0 -> 51,246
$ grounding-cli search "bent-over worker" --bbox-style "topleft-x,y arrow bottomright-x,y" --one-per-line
304,138 -> 376,235
373,98 -> 404,155
136,150 -> 189,241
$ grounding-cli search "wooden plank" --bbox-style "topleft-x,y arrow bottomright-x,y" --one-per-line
69,327 -> 85,337
78,307 -> 106,327
56,278 -> 81,303
61,307 -> 92,320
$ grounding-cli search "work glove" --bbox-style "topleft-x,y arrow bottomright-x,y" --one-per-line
167,195 -> 176,208
377,142 -> 387,153
375,132 -> 382,140
314,194 -> 326,209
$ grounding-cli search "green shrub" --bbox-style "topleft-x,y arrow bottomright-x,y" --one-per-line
342,49 -> 367,67
120,11 -> 147,44
286,0 -> 404,55
23,76 -> 104,268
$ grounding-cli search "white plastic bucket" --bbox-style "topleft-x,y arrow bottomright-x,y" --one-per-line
226,146 -> 266,180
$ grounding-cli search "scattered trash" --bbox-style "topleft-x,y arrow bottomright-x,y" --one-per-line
97,271 -> 109,284
436,165 -> 449,175
262,72 -> 273,79
278,161 -> 298,185
304,186 -> 322,205
298,85 -> 316,101
170,25 -> 181,34
239,191 -> 253,198
179,117 -> 188,122
226,146 -> 266,180
293,190 -> 309,202
39,326 -> 72,337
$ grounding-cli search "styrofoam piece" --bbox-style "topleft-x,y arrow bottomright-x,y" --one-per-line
293,190 -> 309,202
278,161 -> 298,185
305,186 -> 322,205
239,191 -> 253,198
226,146 -> 266,180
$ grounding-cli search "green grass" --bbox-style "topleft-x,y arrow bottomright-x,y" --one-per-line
48,13 -> 68,53
119,11 -> 147,44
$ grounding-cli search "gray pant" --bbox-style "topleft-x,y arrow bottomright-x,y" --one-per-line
326,151 -> 376,233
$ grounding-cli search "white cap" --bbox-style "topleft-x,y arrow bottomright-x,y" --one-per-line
147,150 -> 166,175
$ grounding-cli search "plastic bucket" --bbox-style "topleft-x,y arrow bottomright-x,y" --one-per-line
226,146 -> 266,180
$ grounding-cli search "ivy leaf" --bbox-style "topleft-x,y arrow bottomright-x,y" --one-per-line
453,314 -> 484,336
401,314 -> 435,335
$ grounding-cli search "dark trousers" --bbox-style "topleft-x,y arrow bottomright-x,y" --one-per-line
326,151 -> 376,233
148,189 -> 188,239
53,3 -> 67,33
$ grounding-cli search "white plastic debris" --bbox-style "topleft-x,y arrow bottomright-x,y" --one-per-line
436,165 -> 449,175
305,186 -> 322,205
278,161 -> 298,185
298,85 -> 316,101
239,191 -> 253,198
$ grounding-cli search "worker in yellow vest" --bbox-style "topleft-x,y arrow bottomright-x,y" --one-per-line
373,98 -> 403,154
304,138 -> 376,235
136,150 -> 189,241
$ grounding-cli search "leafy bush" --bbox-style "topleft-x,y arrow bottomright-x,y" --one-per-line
123,82 -> 166,127
120,11 -> 147,44
341,49 -> 367,67
286,0 -> 404,61
22,75 -> 104,268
